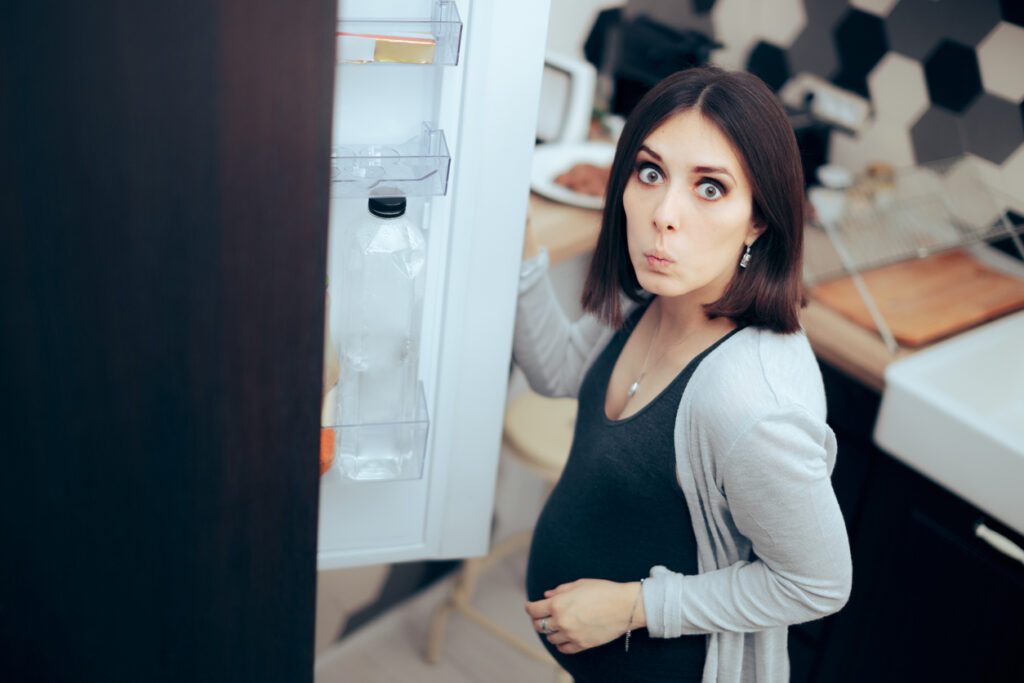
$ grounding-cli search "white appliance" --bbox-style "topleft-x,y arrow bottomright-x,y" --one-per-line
318,0 -> 552,569
536,51 -> 597,145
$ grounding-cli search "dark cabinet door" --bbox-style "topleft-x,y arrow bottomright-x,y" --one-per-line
0,2 -> 336,682
808,362 -> 1024,682
818,454 -> 1024,683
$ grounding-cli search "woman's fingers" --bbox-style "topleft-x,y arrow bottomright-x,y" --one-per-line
539,624 -> 580,652
545,630 -> 570,645
544,580 -> 578,597
524,597 -> 551,619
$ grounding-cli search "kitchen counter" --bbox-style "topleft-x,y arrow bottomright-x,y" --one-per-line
528,193 -> 907,391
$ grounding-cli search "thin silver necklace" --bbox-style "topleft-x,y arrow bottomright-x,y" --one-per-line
627,311 -> 660,398
626,304 -> 700,399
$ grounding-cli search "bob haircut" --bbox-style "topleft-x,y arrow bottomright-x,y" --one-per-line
581,65 -> 806,333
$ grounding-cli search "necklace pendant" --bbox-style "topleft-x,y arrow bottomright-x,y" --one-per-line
627,379 -> 640,398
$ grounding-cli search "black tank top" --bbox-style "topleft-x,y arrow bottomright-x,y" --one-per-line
525,301 -> 743,683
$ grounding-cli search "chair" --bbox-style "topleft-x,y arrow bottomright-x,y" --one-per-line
424,389 -> 577,683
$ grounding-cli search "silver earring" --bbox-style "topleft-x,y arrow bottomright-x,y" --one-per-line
739,243 -> 752,269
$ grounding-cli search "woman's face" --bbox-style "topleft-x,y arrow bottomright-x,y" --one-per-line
622,109 -> 763,303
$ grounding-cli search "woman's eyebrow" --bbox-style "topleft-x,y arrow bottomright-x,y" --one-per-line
693,165 -> 735,183
637,144 -> 662,162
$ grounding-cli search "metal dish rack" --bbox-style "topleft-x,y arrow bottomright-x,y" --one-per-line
804,155 -> 1024,354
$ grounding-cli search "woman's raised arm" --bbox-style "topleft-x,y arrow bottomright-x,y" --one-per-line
512,220 -> 610,398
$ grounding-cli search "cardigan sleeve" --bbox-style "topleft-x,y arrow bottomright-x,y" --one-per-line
512,251 -> 609,399
643,406 -> 852,637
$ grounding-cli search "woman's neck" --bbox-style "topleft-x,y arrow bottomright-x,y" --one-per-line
651,292 -> 736,342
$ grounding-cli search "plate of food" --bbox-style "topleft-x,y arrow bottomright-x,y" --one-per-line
530,141 -> 616,210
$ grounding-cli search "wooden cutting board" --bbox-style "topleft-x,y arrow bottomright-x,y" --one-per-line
810,249 -> 1024,347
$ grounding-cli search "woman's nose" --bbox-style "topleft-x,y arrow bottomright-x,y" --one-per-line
652,189 -> 685,232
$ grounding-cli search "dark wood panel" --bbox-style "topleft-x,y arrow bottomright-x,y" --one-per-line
812,363 -> 1024,683
818,454 -> 1024,682
0,2 -> 336,681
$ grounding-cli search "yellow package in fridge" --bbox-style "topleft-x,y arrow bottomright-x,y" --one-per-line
338,31 -> 437,65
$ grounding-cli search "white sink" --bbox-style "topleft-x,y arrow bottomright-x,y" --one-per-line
874,308 -> 1024,535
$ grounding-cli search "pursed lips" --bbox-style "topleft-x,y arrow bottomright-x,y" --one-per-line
644,251 -> 675,268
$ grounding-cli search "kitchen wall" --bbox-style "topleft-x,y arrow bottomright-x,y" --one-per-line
550,0 -> 1024,208
546,0 -> 623,58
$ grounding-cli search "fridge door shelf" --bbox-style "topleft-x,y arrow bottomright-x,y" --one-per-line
331,125 -> 451,198
337,0 -> 463,66
321,380 -> 429,483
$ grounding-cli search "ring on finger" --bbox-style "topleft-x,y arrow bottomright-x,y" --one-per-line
539,618 -> 550,635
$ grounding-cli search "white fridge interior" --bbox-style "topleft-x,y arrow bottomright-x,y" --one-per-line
318,0 -> 553,569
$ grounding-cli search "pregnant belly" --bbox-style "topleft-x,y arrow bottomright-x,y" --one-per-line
526,470 -> 694,599
524,481 -> 625,601
524,484 -> 706,682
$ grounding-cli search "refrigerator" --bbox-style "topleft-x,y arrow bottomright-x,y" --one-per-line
318,0 -> 553,569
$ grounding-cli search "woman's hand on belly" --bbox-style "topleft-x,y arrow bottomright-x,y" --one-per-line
525,579 -> 645,654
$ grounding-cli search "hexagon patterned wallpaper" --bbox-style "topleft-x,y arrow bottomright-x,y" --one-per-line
637,0 -> 1024,205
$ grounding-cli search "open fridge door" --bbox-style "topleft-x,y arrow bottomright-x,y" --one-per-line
317,0 -> 553,569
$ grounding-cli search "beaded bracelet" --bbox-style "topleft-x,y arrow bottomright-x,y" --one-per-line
624,578 -> 645,652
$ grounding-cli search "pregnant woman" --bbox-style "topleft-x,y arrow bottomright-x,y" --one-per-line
517,66 -> 852,683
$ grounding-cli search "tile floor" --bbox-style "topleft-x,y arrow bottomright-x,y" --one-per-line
314,533 -> 566,683
314,562 -> 390,656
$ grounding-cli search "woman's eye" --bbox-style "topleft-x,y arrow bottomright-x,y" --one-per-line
697,179 -> 724,200
636,163 -> 664,185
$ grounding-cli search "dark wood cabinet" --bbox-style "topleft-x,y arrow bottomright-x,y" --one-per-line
820,454 -> 1024,682
790,362 -> 1024,683
0,2 -> 336,681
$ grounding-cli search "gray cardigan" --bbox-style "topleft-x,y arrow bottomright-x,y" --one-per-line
513,252 -> 852,683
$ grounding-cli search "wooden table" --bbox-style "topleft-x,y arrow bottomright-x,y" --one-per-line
527,193 -> 906,391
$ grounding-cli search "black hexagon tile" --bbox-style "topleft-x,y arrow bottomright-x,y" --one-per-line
961,93 -> 1024,164
911,105 -> 967,163
832,8 -> 890,98
692,0 -> 716,15
746,41 -> 790,92
924,39 -> 984,113
1001,0 -> 1024,28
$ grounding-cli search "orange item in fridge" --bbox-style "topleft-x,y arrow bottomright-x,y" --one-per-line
320,428 -> 336,476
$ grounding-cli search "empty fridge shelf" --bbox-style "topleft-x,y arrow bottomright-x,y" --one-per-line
331,124 -> 451,198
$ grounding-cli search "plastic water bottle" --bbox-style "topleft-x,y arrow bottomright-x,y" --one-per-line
336,195 -> 425,480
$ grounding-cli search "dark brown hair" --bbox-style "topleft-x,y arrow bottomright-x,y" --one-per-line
581,65 -> 806,332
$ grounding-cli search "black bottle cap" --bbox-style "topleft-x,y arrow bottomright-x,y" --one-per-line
368,195 -> 406,218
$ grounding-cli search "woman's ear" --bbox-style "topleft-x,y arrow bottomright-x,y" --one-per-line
745,220 -> 766,246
